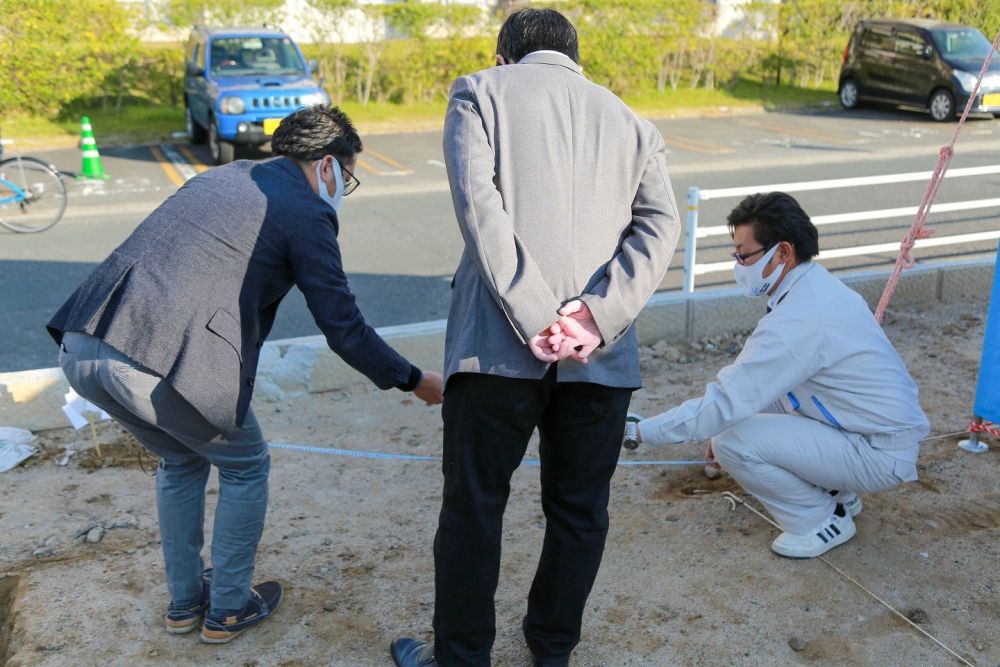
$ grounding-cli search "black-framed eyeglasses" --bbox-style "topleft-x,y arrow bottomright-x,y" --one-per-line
731,244 -> 773,266
341,165 -> 360,196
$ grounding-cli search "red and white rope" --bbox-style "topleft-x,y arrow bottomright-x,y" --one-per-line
875,28 -> 1000,323
969,419 -> 1000,439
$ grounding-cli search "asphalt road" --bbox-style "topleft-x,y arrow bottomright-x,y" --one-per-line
3,106 -> 999,372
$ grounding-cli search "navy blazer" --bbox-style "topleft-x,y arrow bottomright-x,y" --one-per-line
48,157 -> 416,435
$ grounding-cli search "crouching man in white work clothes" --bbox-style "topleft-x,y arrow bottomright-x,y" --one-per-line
634,192 -> 929,559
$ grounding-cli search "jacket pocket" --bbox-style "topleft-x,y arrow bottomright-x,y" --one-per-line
892,458 -> 919,483
206,308 -> 243,366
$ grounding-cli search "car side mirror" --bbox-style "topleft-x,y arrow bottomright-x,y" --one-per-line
308,58 -> 318,72
922,46 -> 933,59
186,62 -> 205,77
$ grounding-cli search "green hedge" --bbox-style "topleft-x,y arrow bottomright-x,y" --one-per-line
3,0 -> 998,119
79,35 -> 766,116
0,0 -> 139,116
301,38 -> 495,106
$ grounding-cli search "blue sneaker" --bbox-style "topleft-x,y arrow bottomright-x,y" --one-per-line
165,568 -> 213,634
200,581 -> 283,644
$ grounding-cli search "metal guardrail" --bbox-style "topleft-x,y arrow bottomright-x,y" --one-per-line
683,165 -> 1000,293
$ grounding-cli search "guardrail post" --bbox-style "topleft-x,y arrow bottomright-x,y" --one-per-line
684,186 -> 700,294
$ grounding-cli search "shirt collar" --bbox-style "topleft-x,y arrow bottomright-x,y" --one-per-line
516,50 -> 583,74
767,261 -> 813,310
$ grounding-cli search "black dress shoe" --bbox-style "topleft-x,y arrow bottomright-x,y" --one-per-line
390,636 -> 437,666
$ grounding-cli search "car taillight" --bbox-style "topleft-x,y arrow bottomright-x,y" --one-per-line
842,44 -> 849,67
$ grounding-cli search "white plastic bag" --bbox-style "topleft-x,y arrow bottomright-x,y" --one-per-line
0,427 -> 36,472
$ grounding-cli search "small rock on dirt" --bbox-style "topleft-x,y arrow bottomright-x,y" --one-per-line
323,599 -> 337,612
85,526 -> 105,544
788,637 -> 807,652
905,608 -> 929,624
703,465 -> 721,480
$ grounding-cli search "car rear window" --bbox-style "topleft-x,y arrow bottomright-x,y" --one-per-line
930,28 -> 992,59
861,28 -> 894,52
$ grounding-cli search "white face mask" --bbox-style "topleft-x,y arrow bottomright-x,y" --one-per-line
734,244 -> 784,298
315,158 -> 344,213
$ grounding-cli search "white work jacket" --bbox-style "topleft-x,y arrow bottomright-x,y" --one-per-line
641,262 -> 929,454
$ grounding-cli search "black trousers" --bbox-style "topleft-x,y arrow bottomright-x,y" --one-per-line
433,369 -> 633,666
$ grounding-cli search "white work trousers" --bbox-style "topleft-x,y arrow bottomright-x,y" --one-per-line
712,414 -> 917,533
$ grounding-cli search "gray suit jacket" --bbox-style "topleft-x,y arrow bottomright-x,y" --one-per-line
443,51 -> 680,387
48,157 -> 417,436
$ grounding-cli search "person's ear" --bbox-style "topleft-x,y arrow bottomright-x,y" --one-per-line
495,54 -> 507,66
317,156 -> 333,191
778,241 -> 794,263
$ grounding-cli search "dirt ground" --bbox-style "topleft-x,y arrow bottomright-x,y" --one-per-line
0,298 -> 997,667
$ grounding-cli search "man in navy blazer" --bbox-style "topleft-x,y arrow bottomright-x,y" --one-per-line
48,105 -> 443,644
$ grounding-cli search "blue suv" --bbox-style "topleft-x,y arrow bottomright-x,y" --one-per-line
184,27 -> 329,164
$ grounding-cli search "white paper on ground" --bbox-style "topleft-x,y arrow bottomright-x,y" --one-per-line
63,389 -> 110,430
0,427 -> 37,472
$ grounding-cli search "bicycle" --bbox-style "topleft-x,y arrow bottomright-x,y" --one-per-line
0,134 -> 68,233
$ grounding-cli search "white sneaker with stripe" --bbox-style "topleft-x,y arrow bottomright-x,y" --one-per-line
770,510 -> 856,559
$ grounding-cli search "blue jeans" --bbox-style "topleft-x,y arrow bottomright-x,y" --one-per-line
59,332 -> 269,613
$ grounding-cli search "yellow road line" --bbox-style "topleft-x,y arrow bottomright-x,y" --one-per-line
364,148 -> 413,173
741,119 -> 848,144
356,158 -> 383,175
177,146 -> 209,173
667,135 -> 734,154
149,145 -> 185,187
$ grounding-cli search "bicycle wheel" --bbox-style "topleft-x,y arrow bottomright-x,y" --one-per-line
0,156 -> 68,233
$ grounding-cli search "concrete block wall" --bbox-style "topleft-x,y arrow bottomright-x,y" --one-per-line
1,258 -> 993,432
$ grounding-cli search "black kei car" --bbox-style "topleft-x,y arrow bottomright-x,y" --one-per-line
838,18 -> 1000,121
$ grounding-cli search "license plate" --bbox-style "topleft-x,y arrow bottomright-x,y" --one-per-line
984,93 -> 1000,108
263,117 -> 283,136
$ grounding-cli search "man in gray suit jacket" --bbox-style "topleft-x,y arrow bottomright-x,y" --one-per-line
392,9 -> 680,667
48,105 -> 443,644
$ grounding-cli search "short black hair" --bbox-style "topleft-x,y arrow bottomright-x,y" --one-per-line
726,192 -> 819,263
496,8 -> 579,64
271,105 -> 362,163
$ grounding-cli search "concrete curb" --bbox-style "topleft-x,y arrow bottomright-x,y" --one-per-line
1,259 -> 993,432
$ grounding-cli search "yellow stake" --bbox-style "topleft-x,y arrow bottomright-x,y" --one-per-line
87,413 -> 102,459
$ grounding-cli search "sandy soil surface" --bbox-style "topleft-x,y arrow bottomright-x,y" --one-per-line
0,298 -> 996,667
